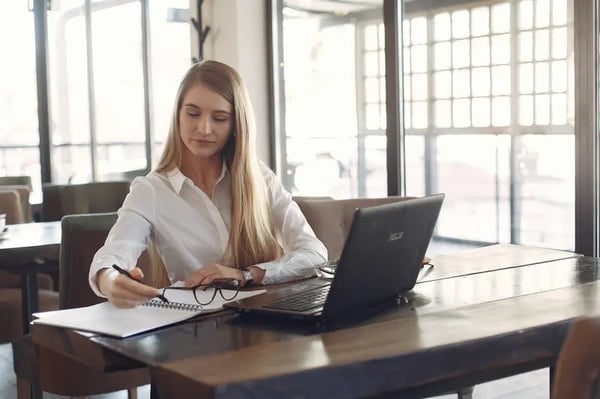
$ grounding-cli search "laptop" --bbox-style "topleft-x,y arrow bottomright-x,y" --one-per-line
224,193 -> 445,325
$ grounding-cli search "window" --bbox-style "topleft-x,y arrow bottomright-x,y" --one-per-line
275,0 -> 575,251
1,1 -> 191,202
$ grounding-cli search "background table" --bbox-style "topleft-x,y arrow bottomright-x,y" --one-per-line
0,221 -> 61,333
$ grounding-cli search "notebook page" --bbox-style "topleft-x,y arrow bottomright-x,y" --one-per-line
33,287 -> 266,338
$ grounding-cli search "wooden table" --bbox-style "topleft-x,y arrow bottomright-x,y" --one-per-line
0,221 -> 61,333
31,244 -> 585,398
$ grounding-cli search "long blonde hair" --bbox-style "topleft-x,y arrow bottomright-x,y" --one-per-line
156,60 -> 281,268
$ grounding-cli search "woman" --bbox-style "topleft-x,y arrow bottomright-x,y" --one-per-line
89,60 -> 327,308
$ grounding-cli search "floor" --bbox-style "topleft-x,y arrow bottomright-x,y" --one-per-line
0,341 -> 549,399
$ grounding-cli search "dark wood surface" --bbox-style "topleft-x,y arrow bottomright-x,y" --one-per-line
30,245 -> 591,398
0,221 -> 61,333
424,243 -> 579,282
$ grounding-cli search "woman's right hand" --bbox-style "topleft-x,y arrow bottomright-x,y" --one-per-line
97,267 -> 163,308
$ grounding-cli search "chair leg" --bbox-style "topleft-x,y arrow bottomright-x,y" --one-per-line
457,385 -> 474,399
16,376 -> 31,399
127,387 -> 138,399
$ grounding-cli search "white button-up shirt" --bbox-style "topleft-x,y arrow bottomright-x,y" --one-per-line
89,163 -> 327,296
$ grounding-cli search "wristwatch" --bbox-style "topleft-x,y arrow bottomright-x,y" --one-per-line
242,269 -> 254,285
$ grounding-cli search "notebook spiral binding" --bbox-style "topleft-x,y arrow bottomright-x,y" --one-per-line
143,299 -> 204,312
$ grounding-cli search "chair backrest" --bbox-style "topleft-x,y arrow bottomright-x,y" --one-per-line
42,181 -> 131,221
0,189 -> 24,224
59,212 -> 168,309
0,175 -> 33,190
552,317 -> 600,399
295,196 -> 415,260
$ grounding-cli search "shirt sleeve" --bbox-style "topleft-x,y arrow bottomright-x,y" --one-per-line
88,177 -> 155,297
255,167 -> 328,284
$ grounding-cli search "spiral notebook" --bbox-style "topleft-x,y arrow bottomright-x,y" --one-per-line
32,284 -> 266,338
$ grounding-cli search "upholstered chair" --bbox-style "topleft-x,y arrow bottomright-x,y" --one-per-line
295,196 -> 415,260
41,181 -> 131,222
552,317 -> 600,399
295,196 -> 474,399
12,212 -> 168,399
0,175 -> 34,222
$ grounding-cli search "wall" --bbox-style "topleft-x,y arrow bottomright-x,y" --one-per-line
192,0 -> 271,166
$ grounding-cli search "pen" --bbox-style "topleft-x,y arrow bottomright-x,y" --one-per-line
111,264 -> 169,303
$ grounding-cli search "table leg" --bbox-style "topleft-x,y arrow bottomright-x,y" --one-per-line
20,270 -> 39,334
549,365 -> 555,395
150,383 -> 161,399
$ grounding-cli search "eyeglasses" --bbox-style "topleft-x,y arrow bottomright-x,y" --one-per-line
161,278 -> 241,306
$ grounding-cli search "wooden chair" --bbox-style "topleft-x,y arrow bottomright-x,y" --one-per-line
41,181 -> 131,222
295,196 -> 474,399
0,189 -> 58,343
12,212 -> 168,399
552,317 -> 600,399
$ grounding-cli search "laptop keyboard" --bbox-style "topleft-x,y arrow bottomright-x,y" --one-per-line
264,286 -> 330,312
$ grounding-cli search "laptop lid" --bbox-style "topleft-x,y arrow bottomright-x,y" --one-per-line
224,194 -> 445,323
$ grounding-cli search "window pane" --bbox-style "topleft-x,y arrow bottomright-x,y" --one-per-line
519,63 -> 534,93
552,60 -> 568,92
553,0 -> 568,25
92,2 -> 147,179
282,12 -> 360,197
365,77 -> 380,103
403,47 -> 411,73
535,62 -> 550,92
411,17 -> 427,45
471,37 -> 490,66
472,98 -> 491,127
535,29 -> 550,60
552,27 -> 567,59
404,76 -> 412,101
435,135 -> 510,242
551,93 -> 567,125
413,101 -> 428,129
517,135 -> 574,248
519,31 -> 533,62
491,65 -> 511,95
434,42 -> 452,70
536,0 -> 550,27
519,95 -> 534,125
452,39 -> 470,68
472,67 -> 491,96
452,10 -> 470,39
491,3 -> 510,33
519,0 -> 534,29
492,96 -> 510,126
434,71 -> 452,99
471,7 -> 489,36
434,13 -> 451,41
491,34 -> 510,64
412,74 -> 428,101
453,99 -> 471,128
365,25 -> 379,50
435,100 -> 452,128
0,2 -> 41,200
149,0 -> 191,152
403,20 -> 411,46
411,45 -> 428,73
535,94 -> 550,125
453,69 -> 470,98
365,51 -> 380,76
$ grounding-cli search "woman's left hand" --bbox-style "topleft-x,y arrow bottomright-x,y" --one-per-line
184,263 -> 243,287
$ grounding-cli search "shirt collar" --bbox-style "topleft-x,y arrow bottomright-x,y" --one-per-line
165,161 -> 229,195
